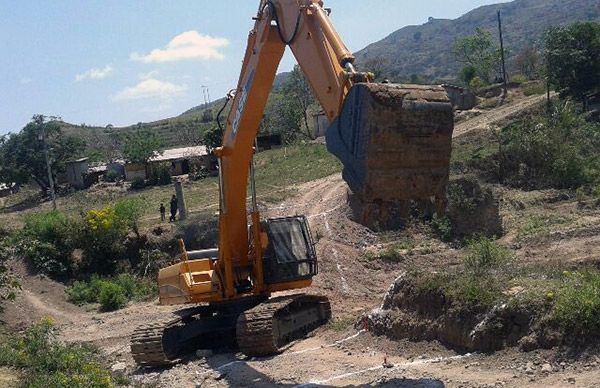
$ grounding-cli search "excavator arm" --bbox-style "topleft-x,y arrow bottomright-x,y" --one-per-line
215,0 -> 370,298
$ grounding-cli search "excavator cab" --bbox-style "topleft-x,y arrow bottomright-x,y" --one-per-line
261,216 -> 318,285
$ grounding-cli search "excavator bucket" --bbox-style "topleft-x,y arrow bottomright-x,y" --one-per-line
326,83 -> 454,230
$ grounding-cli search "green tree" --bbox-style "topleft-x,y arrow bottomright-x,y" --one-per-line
202,124 -> 223,153
545,22 -> 600,108
0,115 -> 85,193
453,28 -> 502,83
282,65 -> 318,139
123,129 -> 163,164
459,65 -> 478,86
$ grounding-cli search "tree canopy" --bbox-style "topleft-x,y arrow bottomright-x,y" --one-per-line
0,115 -> 85,192
453,28 -> 502,84
545,22 -> 600,106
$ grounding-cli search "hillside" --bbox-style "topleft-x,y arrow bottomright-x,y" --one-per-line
355,0 -> 600,80
59,0 -> 600,154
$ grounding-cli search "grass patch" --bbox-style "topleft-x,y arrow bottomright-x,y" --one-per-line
326,316 -> 357,332
367,240 -> 415,263
451,128 -> 498,168
517,216 -> 549,241
411,240 -> 600,341
464,236 -> 512,275
0,318 -> 114,387
414,236 -> 513,309
254,143 -> 341,188
522,81 -> 546,96
66,274 -> 157,312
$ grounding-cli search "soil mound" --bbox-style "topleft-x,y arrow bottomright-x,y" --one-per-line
365,273 -> 540,352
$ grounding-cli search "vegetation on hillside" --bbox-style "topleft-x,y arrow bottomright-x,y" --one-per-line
497,101 -> 600,189
0,115 -> 86,194
0,318 -> 116,387
15,198 -> 149,279
545,22 -> 600,107
0,230 -> 19,310
66,274 -> 157,312
355,0 -> 600,80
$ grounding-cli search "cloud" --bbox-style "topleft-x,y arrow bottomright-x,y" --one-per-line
20,77 -> 32,85
113,78 -> 188,101
138,70 -> 159,80
130,31 -> 228,63
75,64 -> 114,82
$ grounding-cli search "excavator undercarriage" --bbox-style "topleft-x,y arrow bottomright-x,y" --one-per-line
132,295 -> 330,366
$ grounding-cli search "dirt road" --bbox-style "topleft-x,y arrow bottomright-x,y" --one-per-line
453,94 -> 552,138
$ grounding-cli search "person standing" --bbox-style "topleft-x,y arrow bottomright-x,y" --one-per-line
169,195 -> 178,222
159,203 -> 166,222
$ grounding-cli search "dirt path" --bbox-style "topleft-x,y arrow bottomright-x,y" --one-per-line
453,94 -> 552,138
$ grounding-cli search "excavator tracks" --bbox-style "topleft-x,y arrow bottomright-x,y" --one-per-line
131,313 -> 183,367
236,294 -> 331,356
131,295 -> 330,367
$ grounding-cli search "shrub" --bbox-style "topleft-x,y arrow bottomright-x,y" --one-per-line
104,170 -> 120,183
147,164 -> 171,186
74,199 -> 147,275
469,76 -> 487,90
431,215 -> 453,242
17,211 -> 74,278
66,274 -> 156,311
130,177 -> 145,190
0,318 -> 113,387
158,165 -> 172,185
99,283 -> 127,312
510,74 -> 528,84
464,236 -> 512,275
552,271 -> 600,335
498,101 -> 600,189
522,81 -> 546,96
0,235 -> 19,308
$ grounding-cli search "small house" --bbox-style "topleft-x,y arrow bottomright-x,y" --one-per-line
124,146 -> 213,181
441,84 -> 477,111
65,158 -> 89,189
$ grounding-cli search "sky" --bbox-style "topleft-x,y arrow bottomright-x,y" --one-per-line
0,0 -> 506,134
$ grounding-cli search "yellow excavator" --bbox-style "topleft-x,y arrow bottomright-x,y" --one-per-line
131,0 -> 453,366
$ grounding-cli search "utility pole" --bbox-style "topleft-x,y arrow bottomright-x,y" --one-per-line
497,10 -> 508,99
40,123 -> 57,210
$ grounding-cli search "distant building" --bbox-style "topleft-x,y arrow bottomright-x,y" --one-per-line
64,158 -> 89,189
124,146 -> 213,181
311,111 -> 329,138
441,84 -> 478,111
